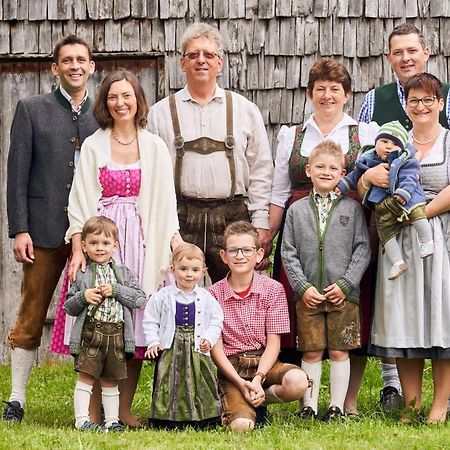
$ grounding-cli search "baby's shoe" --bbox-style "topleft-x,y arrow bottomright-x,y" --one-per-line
388,261 -> 408,280
419,241 -> 434,258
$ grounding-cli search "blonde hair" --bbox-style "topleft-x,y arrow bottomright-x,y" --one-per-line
172,243 -> 205,266
308,140 -> 345,167
223,221 -> 261,249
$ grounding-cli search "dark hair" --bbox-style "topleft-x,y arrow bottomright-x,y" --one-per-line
388,23 -> 425,51
53,35 -> 92,63
81,216 -> 118,241
404,73 -> 443,100
223,221 -> 261,249
93,70 -> 149,129
307,59 -> 352,95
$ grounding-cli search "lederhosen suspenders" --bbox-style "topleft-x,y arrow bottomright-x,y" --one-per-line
168,91 -> 237,200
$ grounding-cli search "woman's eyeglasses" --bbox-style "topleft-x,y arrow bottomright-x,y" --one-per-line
225,247 -> 257,257
183,51 -> 219,60
406,96 -> 437,107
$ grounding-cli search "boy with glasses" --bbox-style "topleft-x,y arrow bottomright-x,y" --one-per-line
209,221 -> 308,433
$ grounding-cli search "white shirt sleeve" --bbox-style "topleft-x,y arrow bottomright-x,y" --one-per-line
270,125 -> 297,207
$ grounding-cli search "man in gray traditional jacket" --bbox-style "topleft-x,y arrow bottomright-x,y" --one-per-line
3,35 -> 98,423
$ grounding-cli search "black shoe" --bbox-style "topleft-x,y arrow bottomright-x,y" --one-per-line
322,406 -> 343,423
297,406 -> 317,420
380,386 -> 404,412
255,405 -> 269,427
2,401 -> 24,423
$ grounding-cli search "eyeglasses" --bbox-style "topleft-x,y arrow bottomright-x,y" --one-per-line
183,50 -> 219,60
406,96 -> 437,107
225,247 -> 257,258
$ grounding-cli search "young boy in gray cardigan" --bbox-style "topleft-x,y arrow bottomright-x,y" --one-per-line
64,217 -> 146,432
281,141 -> 371,422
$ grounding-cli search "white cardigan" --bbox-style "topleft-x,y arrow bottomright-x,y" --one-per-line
66,128 -> 179,295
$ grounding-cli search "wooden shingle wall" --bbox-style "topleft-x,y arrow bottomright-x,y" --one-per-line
1,1 -> 450,363
1,0 -> 450,146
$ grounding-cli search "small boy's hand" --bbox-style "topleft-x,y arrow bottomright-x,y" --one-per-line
302,286 -> 326,309
145,344 -> 162,359
84,288 -> 102,305
393,194 -> 406,205
199,338 -> 212,353
99,283 -> 113,298
324,283 -> 346,307
334,187 -> 342,196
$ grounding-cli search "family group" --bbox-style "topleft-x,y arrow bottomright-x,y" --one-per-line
2,20 -> 449,433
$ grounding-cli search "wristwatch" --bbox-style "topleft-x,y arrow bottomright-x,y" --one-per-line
254,371 -> 266,384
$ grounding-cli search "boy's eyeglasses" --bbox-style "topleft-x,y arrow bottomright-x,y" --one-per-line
183,51 -> 219,60
406,96 -> 437,107
225,247 -> 257,257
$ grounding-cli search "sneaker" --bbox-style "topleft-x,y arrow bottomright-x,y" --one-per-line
254,406 -> 269,427
322,405 -> 343,423
79,420 -> 105,432
2,401 -> 24,423
380,386 -> 404,412
296,406 -> 317,420
388,262 -> 408,280
419,241 -> 434,259
105,421 -> 125,432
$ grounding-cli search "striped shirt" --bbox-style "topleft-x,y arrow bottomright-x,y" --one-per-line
208,273 -> 290,356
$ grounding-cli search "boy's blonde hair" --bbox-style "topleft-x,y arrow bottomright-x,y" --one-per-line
308,140 -> 345,167
81,216 -> 118,241
172,243 -> 205,266
223,221 -> 261,249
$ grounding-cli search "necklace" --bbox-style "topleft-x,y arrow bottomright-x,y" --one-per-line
411,127 -> 441,145
112,129 -> 137,146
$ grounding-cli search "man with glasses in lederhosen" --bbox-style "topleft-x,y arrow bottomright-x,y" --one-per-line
148,22 -> 273,283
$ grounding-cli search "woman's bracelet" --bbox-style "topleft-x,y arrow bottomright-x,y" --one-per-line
361,173 -> 370,190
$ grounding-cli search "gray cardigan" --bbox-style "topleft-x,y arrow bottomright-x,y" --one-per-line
7,89 -> 98,248
281,194 -> 371,304
63,260 -> 146,355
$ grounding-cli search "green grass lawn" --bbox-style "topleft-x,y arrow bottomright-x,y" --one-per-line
0,358 -> 448,449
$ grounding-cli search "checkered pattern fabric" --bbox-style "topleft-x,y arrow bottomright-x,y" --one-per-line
208,273 -> 290,356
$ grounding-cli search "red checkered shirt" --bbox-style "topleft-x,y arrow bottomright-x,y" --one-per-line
208,273 -> 290,356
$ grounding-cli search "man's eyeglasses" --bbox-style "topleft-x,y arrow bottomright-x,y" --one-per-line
406,96 -> 437,108
225,247 -> 257,258
183,50 -> 219,60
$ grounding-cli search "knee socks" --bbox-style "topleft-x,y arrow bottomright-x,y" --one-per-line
74,381 -> 93,429
102,386 -> 120,428
329,359 -> 350,411
301,360 -> 322,414
9,347 -> 36,407
381,362 -> 402,393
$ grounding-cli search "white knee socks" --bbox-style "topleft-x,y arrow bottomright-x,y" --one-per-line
74,381 -> 93,429
102,386 -> 120,428
301,360 -> 322,413
381,362 -> 402,393
9,347 -> 37,407
329,359 -> 350,411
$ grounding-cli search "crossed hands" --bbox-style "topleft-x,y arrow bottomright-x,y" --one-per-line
239,378 -> 265,408
84,283 -> 113,305
302,283 -> 346,310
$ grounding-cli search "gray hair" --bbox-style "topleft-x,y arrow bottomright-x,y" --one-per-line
180,22 -> 224,57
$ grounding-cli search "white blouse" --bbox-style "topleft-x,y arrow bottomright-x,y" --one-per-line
270,113 -> 378,207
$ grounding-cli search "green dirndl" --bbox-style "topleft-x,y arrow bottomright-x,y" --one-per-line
150,326 -> 222,423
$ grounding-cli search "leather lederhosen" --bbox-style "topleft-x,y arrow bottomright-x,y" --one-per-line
169,92 -> 250,283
